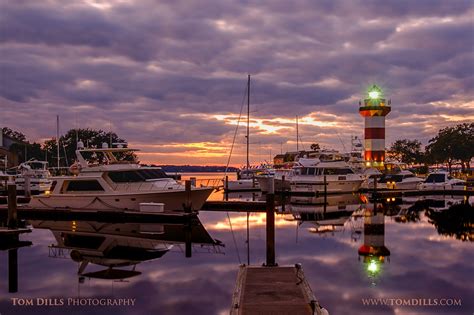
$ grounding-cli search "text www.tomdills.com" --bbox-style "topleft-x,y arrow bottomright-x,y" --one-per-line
361,298 -> 462,307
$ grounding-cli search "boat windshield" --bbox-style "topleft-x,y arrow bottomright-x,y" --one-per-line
425,173 -> 446,183
380,174 -> 403,183
107,169 -> 169,183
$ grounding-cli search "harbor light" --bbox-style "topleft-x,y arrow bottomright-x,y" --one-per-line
369,90 -> 379,99
359,84 -> 391,169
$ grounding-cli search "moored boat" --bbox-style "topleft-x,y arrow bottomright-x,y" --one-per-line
290,158 -> 364,194
418,171 -> 466,191
29,144 -> 213,211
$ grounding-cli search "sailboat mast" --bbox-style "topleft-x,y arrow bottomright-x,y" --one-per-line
246,74 -> 250,171
56,115 -> 60,169
296,115 -> 299,152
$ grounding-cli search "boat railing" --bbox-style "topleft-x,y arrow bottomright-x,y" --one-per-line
191,178 -> 224,190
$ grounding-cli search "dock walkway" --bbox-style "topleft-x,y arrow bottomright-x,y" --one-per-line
231,265 -> 326,315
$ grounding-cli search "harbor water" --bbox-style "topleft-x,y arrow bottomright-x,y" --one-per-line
0,173 -> 472,315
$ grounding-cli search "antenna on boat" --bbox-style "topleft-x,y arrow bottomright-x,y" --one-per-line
246,74 -> 250,172
296,115 -> 299,152
109,121 -> 113,147
56,115 -> 60,169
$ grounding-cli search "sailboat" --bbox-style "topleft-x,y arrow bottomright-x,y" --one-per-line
226,75 -> 264,192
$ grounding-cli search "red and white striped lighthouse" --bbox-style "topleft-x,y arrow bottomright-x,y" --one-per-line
359,85 -> 391,168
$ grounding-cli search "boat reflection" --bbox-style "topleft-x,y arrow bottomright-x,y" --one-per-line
288,194 -> 362,235
30,219 -> 224,281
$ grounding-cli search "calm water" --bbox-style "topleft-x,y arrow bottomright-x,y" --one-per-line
0,173 -> 473,315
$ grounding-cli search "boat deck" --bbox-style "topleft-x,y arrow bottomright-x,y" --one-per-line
231,265 -> 323,315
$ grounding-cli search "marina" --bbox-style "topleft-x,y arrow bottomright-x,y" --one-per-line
1,1 -> 473,314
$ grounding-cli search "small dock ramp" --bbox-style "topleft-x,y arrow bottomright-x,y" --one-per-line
231,265 -> 327,315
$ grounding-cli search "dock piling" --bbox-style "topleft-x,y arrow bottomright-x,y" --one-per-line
265,179 -> 276,267
8,248 -> 18,293
24,175 -> 31,198
184,180 -> 192,213
7,184 -> 18,229
323,175 -> 327,210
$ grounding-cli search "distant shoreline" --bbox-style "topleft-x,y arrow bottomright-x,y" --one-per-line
158,165 -> 239,173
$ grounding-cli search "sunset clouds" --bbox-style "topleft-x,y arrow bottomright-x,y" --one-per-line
1,0 -> 473,165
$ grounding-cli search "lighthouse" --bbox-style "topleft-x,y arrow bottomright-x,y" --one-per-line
359,85 -> 391,168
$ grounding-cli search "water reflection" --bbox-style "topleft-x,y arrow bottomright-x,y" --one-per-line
288,194 -> 362,235
394,196 -> 473,242
358,201 -> 390,285
0,191 -> 472,314
29,219 -> 224,282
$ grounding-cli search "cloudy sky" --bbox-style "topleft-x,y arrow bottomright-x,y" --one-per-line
1,0 -> 473,165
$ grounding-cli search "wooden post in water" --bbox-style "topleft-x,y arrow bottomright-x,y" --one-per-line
225,175 -> 229,201
184,180 -> 193,258
24,175 -> 31,198
7,184 -> 18,229
323,175 -> 327,212
265,179 -> 276,266
184,180 -> 192,212
281,175 -> 286,212
184,219 -> 192,258
8,248 -> 18,293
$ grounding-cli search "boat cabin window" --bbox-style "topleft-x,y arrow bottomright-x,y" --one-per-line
425,173 -> 446,183
323,168 -> 354,175
66,180 -> 105,191
107,169 -> 169,183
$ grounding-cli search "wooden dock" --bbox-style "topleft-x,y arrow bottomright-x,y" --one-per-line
0,206 -> 197,224
231,265 -> 326,315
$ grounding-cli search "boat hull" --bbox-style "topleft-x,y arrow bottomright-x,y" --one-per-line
256,176 -> 290,193
225,179 -> 260,191
386,179 -> 423,190
290,179 -> 363,194
418,183 -> 466,191
29,188 -> 214,211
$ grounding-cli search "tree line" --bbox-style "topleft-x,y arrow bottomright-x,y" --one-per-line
387,123 -> 473,173
2,127 -> 132,167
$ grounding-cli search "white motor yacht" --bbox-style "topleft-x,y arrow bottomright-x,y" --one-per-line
225,167 -> 262,191
290,158 -> 364,194
380,170 -> 424,190
15,160 -> 52,195
418,171 -> 466,191
29,144 -> 213,211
